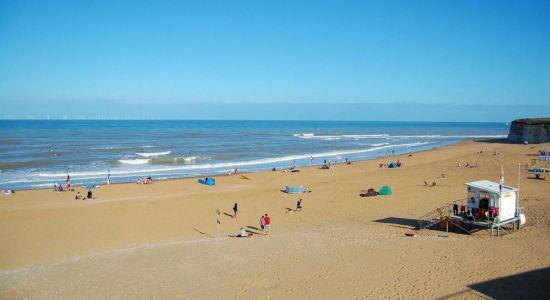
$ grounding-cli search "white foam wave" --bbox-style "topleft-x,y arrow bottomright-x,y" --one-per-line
392,134 -> 508,139
293,133 -> 390,140
35,142 -> 430,179
135,151 -> 171,157
294,133 -> 507,140
118,159 -> 150,165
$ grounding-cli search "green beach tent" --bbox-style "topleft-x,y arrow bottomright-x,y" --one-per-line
379,185 -> 392,195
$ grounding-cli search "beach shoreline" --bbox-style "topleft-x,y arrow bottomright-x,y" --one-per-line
6,138 -> 469,193
1,139 -> 550,299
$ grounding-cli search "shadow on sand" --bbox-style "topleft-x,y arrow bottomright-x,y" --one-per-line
468,267 -> 550,299
373,217 -> 419,229
373,217 -> 485,234
472,138 -> 510,144
437,267 -> 550,300
192,228 -> 215,238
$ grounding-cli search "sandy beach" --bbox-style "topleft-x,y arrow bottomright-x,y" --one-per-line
1,140 -> 550,299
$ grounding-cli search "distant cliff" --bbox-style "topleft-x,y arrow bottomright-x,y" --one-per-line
508,118 -> 550,144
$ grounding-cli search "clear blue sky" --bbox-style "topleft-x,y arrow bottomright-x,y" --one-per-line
1,0 -> 549,121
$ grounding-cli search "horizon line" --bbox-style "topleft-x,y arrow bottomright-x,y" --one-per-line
0,117 -> 511,124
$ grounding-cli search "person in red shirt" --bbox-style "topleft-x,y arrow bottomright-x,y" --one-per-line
264,214 -> 271,234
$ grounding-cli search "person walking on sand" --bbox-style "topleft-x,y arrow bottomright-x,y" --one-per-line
264,213 -> 271,234
296,198 -> 302,211
233,203 -> 238,218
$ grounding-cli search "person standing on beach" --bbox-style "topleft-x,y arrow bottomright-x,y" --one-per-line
297,199 -> 302,211
107,170 -> 111,185
264,214 -> 271,234
260,215 -> 265,233
233,203 -> 238,218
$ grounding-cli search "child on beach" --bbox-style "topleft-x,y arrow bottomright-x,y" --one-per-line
75,192 -> 82,200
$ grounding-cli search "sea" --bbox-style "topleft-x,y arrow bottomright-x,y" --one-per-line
0,120 -> 509,190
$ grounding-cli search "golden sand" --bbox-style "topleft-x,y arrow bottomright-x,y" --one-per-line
1,140 -> 549,299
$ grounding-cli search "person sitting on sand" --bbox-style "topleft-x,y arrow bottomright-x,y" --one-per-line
86,189 -> 93,200
75,192 -> 82,200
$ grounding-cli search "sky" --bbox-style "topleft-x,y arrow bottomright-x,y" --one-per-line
0,0 -> 549,121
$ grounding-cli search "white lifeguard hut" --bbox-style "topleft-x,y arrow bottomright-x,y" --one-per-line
453,180 -> 524,235
465,180 -> 518,223
419,179 -> 526,236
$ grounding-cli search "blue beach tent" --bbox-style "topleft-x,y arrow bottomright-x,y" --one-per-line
198,177 -> 216,186
285,186 -> 305,194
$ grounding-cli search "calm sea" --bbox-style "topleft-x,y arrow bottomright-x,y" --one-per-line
0,120 -> 508,190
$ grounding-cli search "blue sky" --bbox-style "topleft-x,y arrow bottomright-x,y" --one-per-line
1,0 -> 549,121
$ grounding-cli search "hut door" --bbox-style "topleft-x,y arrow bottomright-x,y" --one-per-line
489,194 -> 497,208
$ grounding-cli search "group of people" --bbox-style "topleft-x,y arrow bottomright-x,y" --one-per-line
75,190 -> 94,200
1,189 -> 14,196
53,181 -> 73,192
234,199 -> 303,237
378,150 -> 396,158
452,203 -> 500,221
137,176 -> 153,184
236,213 -> 271,238
53,174 -> 74,192
379,160 -> 402,168
457,162 -> 479,168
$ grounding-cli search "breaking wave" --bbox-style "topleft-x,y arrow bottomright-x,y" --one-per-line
135,151 -> 171,157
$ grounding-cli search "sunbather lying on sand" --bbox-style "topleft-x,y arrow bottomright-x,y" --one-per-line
236,227 -> 252,237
